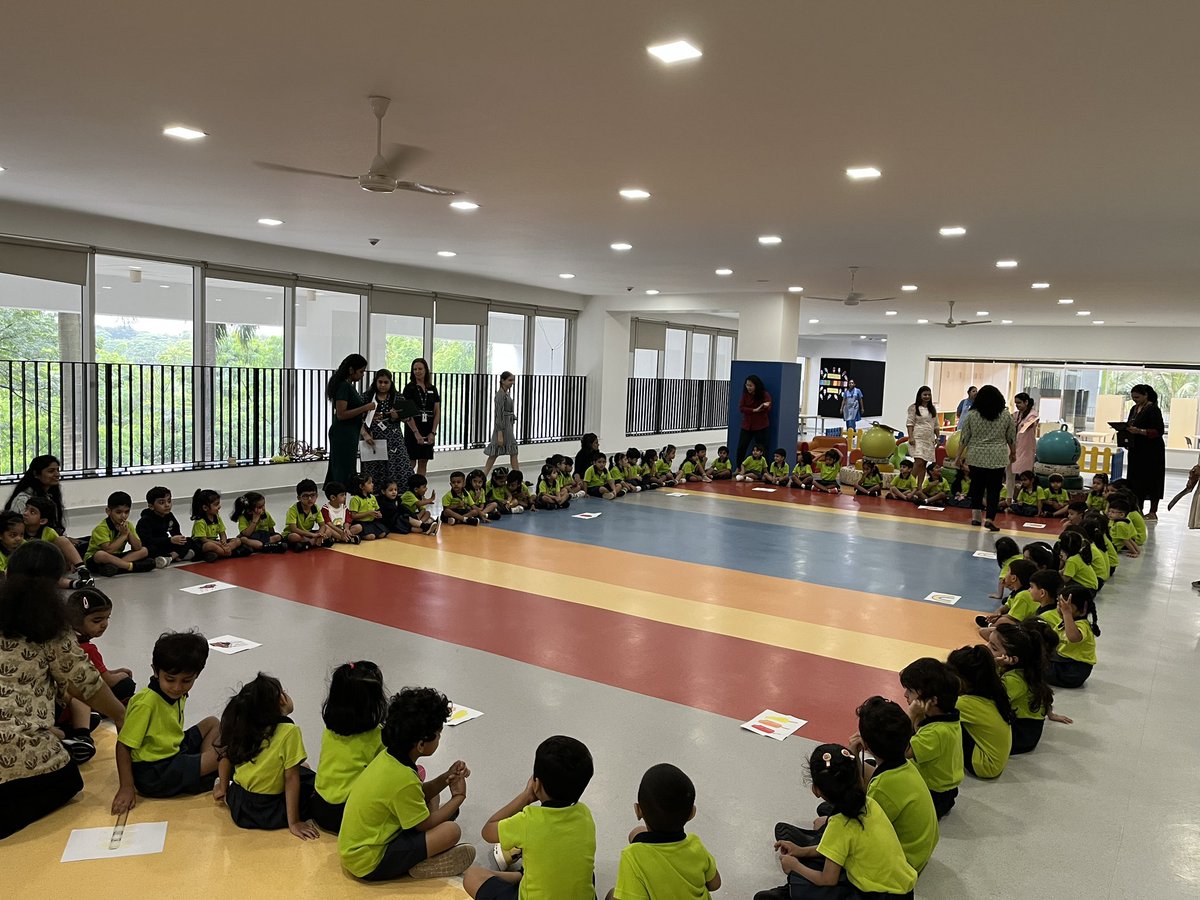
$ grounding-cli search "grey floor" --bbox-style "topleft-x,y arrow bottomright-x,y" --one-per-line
82,472 -> 1200,898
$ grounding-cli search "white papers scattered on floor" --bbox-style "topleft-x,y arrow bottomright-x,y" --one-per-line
740,710 -> 808,741
62,822 -> 168,862
924,591 -> 962,605
207,635 -> 261,655
180,581 -> 235,595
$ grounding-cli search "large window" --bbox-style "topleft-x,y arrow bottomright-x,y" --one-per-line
534,315 -> 568,375
433,323 -> 477,374
294,289 -> 360,370
0,272 -> 83,361
714,334 -> 734,380
628,320 -> 736,380
204,278 -> 285,367
487,311 -> 525,375
927,360 -> 1014,424
95,255 -> 193,364
690,332 -> 711,380
663,328 -> 687,378
371,312 -> 426,377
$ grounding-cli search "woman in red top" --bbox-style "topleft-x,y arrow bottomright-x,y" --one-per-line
736,375 -> 773,465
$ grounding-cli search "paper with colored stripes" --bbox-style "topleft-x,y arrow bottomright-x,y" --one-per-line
740,709 -> 808,741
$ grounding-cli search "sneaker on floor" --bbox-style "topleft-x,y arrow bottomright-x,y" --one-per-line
73,566 -> 95,587
753,887 -> 791,900
95,564 -> 120,578
155,556 -> 172,569
407,843 -> 476,879
493,843 -> 522,871
774,821 -> 822,845
61,733 -> 96,764
512,506 -> 525,514
602,491 -> 615,500
572,490 -> 586,499
202,551 -> 220,563
88,711 -> 103,732
181,548 -> 197,562
975,615 -> 990,628
131,559 -> 157,573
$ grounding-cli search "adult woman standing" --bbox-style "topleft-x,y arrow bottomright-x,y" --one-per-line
955,384 -> 1016,532
736,375 -> 773,465
4,455 -> 94,587
362,369 -> 420,494
325,354 -> 375,487
906,386 -> 939,488
402,358 -> 440,477
1123,384 -> 1166,518
1008,392 -> 1041,498
0,543 -> 125,839
483,371 -> 519,477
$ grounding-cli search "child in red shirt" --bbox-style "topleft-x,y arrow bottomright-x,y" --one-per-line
66,588 -> 136,704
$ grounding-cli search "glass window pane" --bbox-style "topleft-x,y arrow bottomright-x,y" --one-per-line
433,323 -> 477,374
533,316 -> 567,375
487,311 -> 525,375
95,255 -> 193,364
690,333 -> 711,379
714,334 -> 734,381
0,271 -> 83,361
204,278 -> 284,367
663,328 -> 686,378
370,312 -> 426,377
294,289 -> 360,370
632,348 -> 658,378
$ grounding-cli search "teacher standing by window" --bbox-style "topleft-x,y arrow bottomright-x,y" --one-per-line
325,354 -> 374,487
1123,384 -> 1166,518
736,375 -> 772,465
483,371 -> 519,477
402,358 -> 440,477
955,384 -> 1016,532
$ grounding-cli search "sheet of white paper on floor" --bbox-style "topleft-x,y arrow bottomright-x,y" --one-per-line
918,505 -> 945,512
740,709 -> 808,741
446,704 -> 484,726
180,581 -> 235,595
972,550 -> 998,559
62,822 -> 168,862
572,512 -> 602,519
924,591 -> 962,605
1022,522 -> 1047,529
207,635 -> 261,655
751,487 -> 777,493
666,492 -> 687,497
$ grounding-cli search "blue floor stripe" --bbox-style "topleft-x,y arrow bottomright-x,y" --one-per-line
491,500 -> 1000,611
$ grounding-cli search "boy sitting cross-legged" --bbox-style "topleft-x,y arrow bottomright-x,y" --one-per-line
112,630 -> 220,814
608,763 -> 721,899
465,735 -> 597,900
86,491 -> 160,576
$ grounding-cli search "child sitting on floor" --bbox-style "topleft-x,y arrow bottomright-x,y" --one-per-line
947,645 -> 1014,779
0,510 -> 24,574
468,469 -> 501,521
852,459 -> 882,497
284,480 -> 333,550
322,481 -> 362,543
1058,530 -> 1099,590
1086,473 -> 1109,512
812,450 -> 842,495
735,445 -> 767,482
1040,474 -> 1071,518
791,451 -> 816,490
947,470 -> 972,508
1041,584 -> 1100,688
67,588 -> 135,704
192,489 -> 247,562
488,469 -> 516,515
764,449 -> 791,486
508,470 -> 535,512
87,491 -> 158,575
898,658 -> 963,819
350,473 -> 389,539
610,453 -> 641,495
976,558 -> 1038,635
233,491 -> 287,552
442,471 -> 477,526
537,462 -> 570,510
710,446 -> 733,481
913,463 -> 950,506
313,661 -> 388,833
621,452 -> 646,490
400,475 -> 440,533
1008,470 -> 1041,517
137,486 -> 196,565
988,621 -> 1066,753
887,459 -> 917,502
989,536 -> 1023,600
464,735 -> 597,900
584,453 -> 623,500
608,763 -> 720,900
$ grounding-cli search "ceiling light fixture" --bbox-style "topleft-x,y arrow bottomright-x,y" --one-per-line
1032,282 -> 1050,289
788,286 -> 804,293
647,40 -> 702,63
939,226 -> 966,236
901,284 -> 918,292
558,273 -> 575,279
163,125 -> 207,141
619,188 -> 651,200
1057,298 -> 1074,305
808,318 -> 820,324
436,250 -> 457,257
449,200 -> 479,211
1001,319 -> 1013,324
159,284 -> 170,289
758,235 -> 782,245
714,268 -> 733,276
1076,310 -> 1091,316
885,310 -> 898,316
100,285 -> 111,290
845,166 -> 882,180
995,259 -> 1018,268
1093,320 -> 1105,325
645,289 -> 660,295
610,242 -> 633,251
976,310 -> 989,316
859,335 -> 867,340
257,218 -> 283,226
0,166 -> 6,173
917,318 -> 929,324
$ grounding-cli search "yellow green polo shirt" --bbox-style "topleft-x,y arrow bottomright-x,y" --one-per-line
768,462 -> 789,479
909,716 -> 964,792
924,477 -> 951,495
1002,668 -> 1045,720
443,490 -> 470,511
740,456 -> 767,474
1041,611 -> 1097,665
1006,589 -> 1037,622
712,458 -> 732,474
1103,535 -> 1120,570
489,484 -> 512,503
339,752 -> 428,877
955,694 -> 1012,779
85,518 -> 128,561
399,491 -> 422,515
860,473 -> 882,489
284,504 -> 321,533
1085,492 -> 1108,512
1089,543 -> 1110,582
613,832 -> 717,900
818,462 -> 840,481
584,466 -> 609,488
867,760 -> 939,873
1063,554 -> 1099,589
191,518 -> 226,540
792,464 -> 812,478
232,722 -> 307,795
315,727 -> 384,805
236,511 -> 276,534
654,460 -> 673,477
1043,488 -> 1069,506
25,524 -> 61,543
497,802 -> 596,900
118,686 -> 187,763
537,478 -> 557,496
815,797 -> 918,895
1109,518 -> 1136,547
349,495 -> 381,519
1128,509 -> 1147,544
999,554 -> 1022,579
1016,487 -> 1040,506
891,474 -> 916,491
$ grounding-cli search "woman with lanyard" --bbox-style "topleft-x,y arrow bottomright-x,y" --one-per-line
905,385 -> 939,489
402,357 -> 440,477
362,368 -> 420,494
1008,392 -> 1040,499
1122,384 -> 1166,518
325,354 -> 375,487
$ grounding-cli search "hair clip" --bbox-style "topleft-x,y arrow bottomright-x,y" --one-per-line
821,752 -> 833,767
348,661 -> 355,669
840,748 -> 854,759
81,596 -> 91,610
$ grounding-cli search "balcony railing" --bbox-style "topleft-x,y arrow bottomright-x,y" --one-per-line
625,378 -> 730,437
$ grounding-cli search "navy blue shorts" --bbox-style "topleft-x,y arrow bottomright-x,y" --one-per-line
476,876 -> 520,900
360,826 -> 428,881
132,725 -> 211,797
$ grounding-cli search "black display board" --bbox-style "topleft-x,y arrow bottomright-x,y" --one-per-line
817,358 -> 885,418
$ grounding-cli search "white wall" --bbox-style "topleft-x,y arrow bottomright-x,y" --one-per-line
795,336 -> 887,416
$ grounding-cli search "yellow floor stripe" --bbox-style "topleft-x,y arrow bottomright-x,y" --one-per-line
343,542 -> 954,672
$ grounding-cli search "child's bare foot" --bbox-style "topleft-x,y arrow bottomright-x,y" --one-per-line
987,592 -> 1003,600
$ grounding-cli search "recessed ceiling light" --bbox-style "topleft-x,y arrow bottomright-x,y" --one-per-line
610,242 -> 633,251
901,284 -> 918,292
845,167 -> 882,180
917,318 -> 929,324
100,285 -> 112,290
881,338 -> 888,343
939,226 -> 966,236
1057,298 -> 1074,305
859,335 -> 867,340
976,310 -> 989,316
647,40 -> 702,63
257,218 -> 284,226
1076,310 -> 1091,316
0,166 -> 6,173
449,200 -> 479,211
885,310 -> 898,316
995,259 -> 1018,268
128,266 -> 142,271
558,273 -> 575,279
619,188 -> 651,200
214,297 -> 223,302
436,250 -> 457,257
163,125 -> 207,141
159,284 -> 170,289
788,286 -> 804,293
714,268 -> 733,276
1001,319 -> 1013,324
645,289 -> 660,295
808,318 -> 820,324
1032,282 -> 1051,289
758,235 -> 782,245
1093,320 -> 1105,325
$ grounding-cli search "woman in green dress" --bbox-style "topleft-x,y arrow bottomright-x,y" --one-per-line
325,354 -> 375,487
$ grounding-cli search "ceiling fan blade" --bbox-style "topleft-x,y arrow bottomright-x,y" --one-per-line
379,143 -> 429,179
959,319 -> 992,325
857,297 -> 896,303
395,181 -> 461,196
254,161 -> 356,180
803,296 -> 847,302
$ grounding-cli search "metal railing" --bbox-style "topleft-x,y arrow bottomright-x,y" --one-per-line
625,378 -> 730,437
0,360 -> 587,480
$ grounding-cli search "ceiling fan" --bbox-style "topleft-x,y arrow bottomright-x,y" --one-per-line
940,301 -> 991,328
255,96 -> 461,196
806,266 -> 894,306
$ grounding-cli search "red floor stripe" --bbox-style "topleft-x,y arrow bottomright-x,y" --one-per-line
204,552 -> 908,743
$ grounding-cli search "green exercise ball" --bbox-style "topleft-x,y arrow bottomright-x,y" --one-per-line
861,424 -> 898,460
944,431 -> 961,461
1036,428 -> 1081,466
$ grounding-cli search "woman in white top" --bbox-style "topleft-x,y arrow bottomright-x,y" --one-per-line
906,386 -> 939,488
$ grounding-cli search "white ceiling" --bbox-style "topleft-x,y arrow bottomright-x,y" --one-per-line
3,1 -> 1200,327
